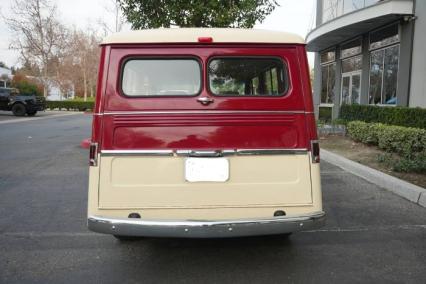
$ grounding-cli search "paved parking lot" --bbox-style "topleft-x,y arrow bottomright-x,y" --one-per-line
0,114 -> 425,283
0,110 -> 80,124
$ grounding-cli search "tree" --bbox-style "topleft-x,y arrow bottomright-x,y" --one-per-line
10,73 -> 43,96
98,0 -> 127,35
4,0 -> 68,97
117,0 -> 278,29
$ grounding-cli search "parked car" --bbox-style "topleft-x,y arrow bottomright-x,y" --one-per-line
87,28 -> 325,239
0,87 -> 45,116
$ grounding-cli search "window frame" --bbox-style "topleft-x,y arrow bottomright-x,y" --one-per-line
119,56 -> 203,98
206,56 -> 290,98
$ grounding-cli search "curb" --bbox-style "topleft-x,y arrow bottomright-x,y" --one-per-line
321,149 -> 426,208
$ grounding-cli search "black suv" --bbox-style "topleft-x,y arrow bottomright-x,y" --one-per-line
0,87 -> 46,116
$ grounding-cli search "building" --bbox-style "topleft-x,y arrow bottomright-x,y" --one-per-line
307,0 -> 426,119
0,66 -> 12,87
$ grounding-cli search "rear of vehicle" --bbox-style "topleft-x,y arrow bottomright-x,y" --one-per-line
87,29 -> 324,238
0,87 -> 45,116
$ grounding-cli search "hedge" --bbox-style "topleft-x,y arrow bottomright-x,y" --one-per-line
347,121 -> 426,157
46,101 -> 94,111
340,105 -> 426,129
318,106 -> 332,123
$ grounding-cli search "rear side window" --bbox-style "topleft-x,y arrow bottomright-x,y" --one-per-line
122,59 -> 201,96
208,57 -> 288,96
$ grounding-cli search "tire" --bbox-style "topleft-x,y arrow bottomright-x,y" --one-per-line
12,103 -> 27,116
113,235 -> 141,241
27,110 -> 37,116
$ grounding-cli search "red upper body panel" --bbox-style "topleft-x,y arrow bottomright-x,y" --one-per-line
92,44 -> 316,151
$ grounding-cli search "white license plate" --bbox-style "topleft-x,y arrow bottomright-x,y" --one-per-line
185,158 -> 229,182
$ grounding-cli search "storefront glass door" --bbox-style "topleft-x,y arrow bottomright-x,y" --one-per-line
341,71 -> 361,105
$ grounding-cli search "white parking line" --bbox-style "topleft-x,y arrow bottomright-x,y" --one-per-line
0,112 -> 82,125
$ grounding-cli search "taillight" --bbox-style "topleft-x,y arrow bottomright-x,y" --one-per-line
311,140 -> 320,163
198,37 -> 213,43
89,142 -> 98,166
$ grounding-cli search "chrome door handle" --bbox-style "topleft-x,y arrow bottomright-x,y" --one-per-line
197,97 -> 214,105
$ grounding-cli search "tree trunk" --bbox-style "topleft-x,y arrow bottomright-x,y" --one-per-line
83,64 -> 87,102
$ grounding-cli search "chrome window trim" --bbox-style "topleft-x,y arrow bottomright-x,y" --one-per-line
101,149 -> 309,157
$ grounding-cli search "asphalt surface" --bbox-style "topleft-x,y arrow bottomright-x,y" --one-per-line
0,113 -> 425,283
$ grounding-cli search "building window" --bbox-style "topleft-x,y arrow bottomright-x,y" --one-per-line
320,50 -> 336,104
321,51 -> 336,63
342,55 -> 362,73
322,0 -> 380,23
343,0 -> 364,14
370,24 -> 399,50
341,38 -> 362,59
321,63 -> 336,104
368,24 -> 400,105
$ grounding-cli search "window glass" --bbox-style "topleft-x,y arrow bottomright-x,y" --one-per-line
341,76 -> 351,105
343,0 -> 364,14
364,0 -> 379,7
369,45 -> 399,105
321,63 -> 336,104
322,0 -> 343,23
342,56 -> 362,73
208,58 -> 288,96
321,50 -> 336,63
370,24 -> 399,50
341,38 -> 362,59
122,59 -> 201,96
351,74 -> 361,104
369,50 -> 384,104
383,45 -> 399,105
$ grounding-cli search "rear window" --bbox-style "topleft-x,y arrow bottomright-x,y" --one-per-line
122,59 -> 201,96
208,57 -> 288,96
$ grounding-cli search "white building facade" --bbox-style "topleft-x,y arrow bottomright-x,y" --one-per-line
307,0 -> 426,119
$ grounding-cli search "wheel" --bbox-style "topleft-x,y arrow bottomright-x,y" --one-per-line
27,110 -> 37,116
11,103 -> 26,116
113,235 -> 141,241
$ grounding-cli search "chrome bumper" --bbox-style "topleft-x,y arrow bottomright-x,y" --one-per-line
88,211 -> 325,238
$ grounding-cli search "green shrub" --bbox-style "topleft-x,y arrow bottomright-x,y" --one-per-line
340,105 -> 426,129
347,121 -> 426,158
346,121 -> 382,145
318,106 -> 332,123
46,101 -> 94,111
378,153 -> 426,173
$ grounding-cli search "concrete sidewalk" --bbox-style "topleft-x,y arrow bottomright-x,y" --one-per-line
322,149 -> 426,208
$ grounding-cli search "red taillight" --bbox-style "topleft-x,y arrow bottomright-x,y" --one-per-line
198,37 -> 213,43
89,142 -> 98,166
311,140 -> 320,163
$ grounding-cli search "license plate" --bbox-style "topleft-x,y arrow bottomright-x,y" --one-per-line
185,158 -> 229,182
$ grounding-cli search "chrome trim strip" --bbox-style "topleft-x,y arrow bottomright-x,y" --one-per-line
236,149 -> 307,155
101,150 -> 174,156
99,110 -> 312,116
88,211 -> 326,238
101,149 -> 308,157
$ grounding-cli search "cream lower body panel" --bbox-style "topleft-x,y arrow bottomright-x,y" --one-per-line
97,154 -> 315,209
87,153 -> 323,221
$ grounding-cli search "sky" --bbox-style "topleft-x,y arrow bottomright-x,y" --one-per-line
0,0 -> 316,68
